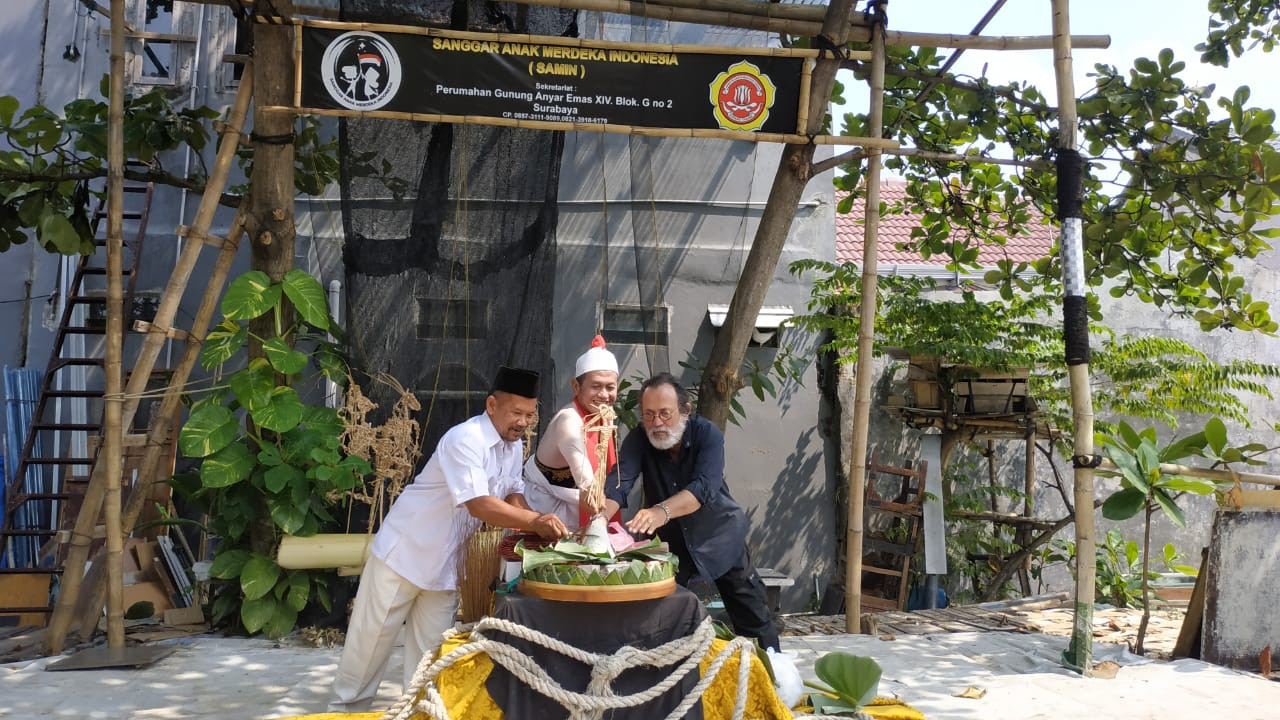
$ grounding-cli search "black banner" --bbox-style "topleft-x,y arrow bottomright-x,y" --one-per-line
298,25 -> 806,135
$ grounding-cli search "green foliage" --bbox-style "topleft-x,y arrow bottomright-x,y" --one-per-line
1199,0 -> 1280,66
0,79 -> 216,253
173,269 -> 366,638
614,348 -> 806,430
1037,531 -> 1197,608
804,652 -> 882,715
837,32 -> 1280,334
0,78 -> 353,255
792,262 -> 1280,436
1097,421 -> 1216,529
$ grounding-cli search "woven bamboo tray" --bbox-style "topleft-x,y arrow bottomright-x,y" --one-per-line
518,577 -> 676,603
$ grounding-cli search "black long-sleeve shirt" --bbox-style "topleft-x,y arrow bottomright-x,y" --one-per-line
607,414 -> 750,580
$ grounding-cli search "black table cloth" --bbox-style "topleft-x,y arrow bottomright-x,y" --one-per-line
484,586 -> 708,719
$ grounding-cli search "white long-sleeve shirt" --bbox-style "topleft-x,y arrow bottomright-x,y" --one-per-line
370,412 -> 524,591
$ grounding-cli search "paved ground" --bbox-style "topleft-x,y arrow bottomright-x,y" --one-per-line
2,621 -> 1277,720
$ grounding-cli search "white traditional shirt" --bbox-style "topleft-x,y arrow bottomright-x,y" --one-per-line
370,412 -> 525,591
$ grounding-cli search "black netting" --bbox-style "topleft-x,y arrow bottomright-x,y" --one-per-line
338,1 -> 577,454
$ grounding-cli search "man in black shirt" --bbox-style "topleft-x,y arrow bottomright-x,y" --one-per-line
602,372 -> 779,651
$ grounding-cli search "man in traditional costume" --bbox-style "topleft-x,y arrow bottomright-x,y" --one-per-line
523,335 -> 621,530
328,367 -> 569,713
603,372 -> 780,651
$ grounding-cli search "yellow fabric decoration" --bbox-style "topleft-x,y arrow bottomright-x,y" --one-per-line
698,638 -> 794,720
434,633 -> 503,720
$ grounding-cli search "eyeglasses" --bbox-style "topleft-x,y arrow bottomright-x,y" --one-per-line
641,408 -> 678,424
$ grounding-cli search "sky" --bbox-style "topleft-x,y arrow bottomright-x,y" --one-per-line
833,0 -> 1277,151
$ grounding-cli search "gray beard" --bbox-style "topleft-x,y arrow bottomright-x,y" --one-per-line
645,415 -> 687,451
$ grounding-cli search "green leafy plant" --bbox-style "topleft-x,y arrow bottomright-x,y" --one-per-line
173,268 -> 368,637
614,348 -> 806,430
804,652 -> 882,716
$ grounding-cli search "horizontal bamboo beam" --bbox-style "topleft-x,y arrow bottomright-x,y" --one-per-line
270,105 -> 901,148
178,0 -> 1109,53
644,0 -> 862,25
501,0 -> 835,36
1099,458 -> 1280,488
871,30 -> 1110,50
298,18 -> 851,58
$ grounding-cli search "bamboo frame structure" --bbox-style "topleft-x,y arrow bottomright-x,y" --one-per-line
103,0 -> 127,650
44,70 -> 256,655
75,205 -> 252,638
274,105 -> 898,148
844,15 -> 886,635
72,98 -> 258,645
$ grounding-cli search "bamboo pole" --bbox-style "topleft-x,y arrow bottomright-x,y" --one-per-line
796,59 -> 814,132
102,0 -> 127,650
298,18 -> 837,58
179,0 -> 1109,51
1049,0 -> 1096,675
867,30 -> 1108,50
643,0 -> 858,25
272,105 -> 900,148
75,205 -> 251,639
1099,459 -> 1280,488
44,70 -> 255,655
497,0 -> 832,36
844,13 -> 886,636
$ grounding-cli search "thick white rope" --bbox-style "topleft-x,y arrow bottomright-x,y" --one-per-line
379,614 -> 872,720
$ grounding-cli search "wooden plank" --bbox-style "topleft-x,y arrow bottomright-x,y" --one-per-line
1172,548 -> 1208,659
0,574 -> 54,628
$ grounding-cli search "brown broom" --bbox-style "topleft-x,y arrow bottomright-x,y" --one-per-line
458,527 -> 504,623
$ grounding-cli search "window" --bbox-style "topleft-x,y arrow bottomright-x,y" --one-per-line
417,298 -> 489,340
128,0 -> 196,86
219,12 -> 252,90
706,304 -> 793,348
602,304 -> 669,346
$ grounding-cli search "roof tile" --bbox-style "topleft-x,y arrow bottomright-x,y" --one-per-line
835,180 -> 1056,267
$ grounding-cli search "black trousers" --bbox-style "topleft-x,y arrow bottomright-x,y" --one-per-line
675,547 -> 780,651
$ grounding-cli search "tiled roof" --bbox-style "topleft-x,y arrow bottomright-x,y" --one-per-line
834,180 -> 1056,267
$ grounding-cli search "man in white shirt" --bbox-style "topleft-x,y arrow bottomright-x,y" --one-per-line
328,366 -> 569,713
523,335 -> 621,529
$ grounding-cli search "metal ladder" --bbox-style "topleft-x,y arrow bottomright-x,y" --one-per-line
0,166 -> 154,599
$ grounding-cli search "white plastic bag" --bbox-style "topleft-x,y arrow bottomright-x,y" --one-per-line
766,647 -> 804,709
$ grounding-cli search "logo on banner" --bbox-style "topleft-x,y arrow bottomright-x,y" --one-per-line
321,31 -> 402,111
709,60 -> 777,131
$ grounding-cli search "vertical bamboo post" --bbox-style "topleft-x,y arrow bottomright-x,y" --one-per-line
844,7 -> 886,634
75,205 -> 251,637
102,0 -> 127,649
1049,0 -> 1096,674
44,69 -> 256,656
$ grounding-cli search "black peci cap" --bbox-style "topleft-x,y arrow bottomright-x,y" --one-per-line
493,366 -> 540,399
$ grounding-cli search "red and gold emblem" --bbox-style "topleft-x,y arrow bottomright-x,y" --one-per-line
708,60 -> 777,131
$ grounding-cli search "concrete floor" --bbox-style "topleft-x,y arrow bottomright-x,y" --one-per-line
1,629 -> 1277,719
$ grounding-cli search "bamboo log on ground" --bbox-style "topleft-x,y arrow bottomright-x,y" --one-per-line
277,533 -> 374,569
45,70 -> 256,654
